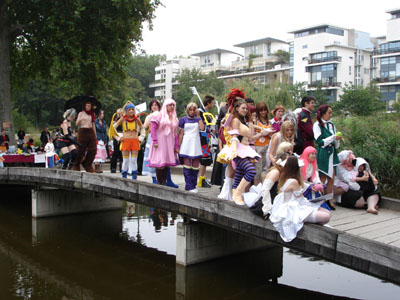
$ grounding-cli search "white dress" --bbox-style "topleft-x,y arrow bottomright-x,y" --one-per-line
179,116 -> 203,159
270,178 -> 320,242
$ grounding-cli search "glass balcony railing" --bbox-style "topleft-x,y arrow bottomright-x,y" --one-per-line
373,47 -> 400,55
373,76 -> 400,83
308,56 -> 342,64
308,81 -> 341,88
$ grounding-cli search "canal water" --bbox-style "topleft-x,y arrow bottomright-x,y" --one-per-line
0,190 -> 399,300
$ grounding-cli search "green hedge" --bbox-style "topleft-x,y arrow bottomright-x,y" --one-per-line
334,113 -> 400,195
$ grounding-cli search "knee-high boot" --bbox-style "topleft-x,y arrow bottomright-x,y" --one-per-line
191,168 -> 199,191
156,168 -> 167,186
183,167 -> 191,191
232,178 -> 251,206
166,167 -> 178,188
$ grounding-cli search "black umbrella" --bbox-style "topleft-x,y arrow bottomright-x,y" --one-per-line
64,95 -> 102,114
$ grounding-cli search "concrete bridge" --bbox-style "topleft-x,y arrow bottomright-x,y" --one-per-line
1,167 -> 400,285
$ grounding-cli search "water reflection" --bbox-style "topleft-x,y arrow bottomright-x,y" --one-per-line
0,193 -> 399,299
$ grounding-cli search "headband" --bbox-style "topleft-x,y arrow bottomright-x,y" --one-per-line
276,158 -> 305,168
125,104 -> 135,111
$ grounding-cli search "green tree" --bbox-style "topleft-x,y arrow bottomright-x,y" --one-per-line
126,54 -> 166,98
288,82 -> 308,107
1,0 -> 160,143
334,84 -> 385,116
174,69 -> 224,116
272,49 -> 290,65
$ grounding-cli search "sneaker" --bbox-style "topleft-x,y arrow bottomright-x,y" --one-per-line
189,189 -> 198,193
201,179 -> 212,188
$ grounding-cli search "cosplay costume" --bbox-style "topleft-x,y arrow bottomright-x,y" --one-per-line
254,120 -> 272,180
313,119 -> 340,178
179,116 -> 203,191
298,108 -> 314,152
270,178 -> 320,242
270,117 -> 282,132
71,108 -> 97,173
142,126 -> 157,180
118,105 -> 145,179
94,118 -> 108,165
58,121 -> 77,170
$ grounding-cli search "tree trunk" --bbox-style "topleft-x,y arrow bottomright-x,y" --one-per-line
0,13 -> 16,145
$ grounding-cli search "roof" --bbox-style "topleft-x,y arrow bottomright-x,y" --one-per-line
288,24 -> 348,34
386,8 -> 400,14
233,37 -> 288,48
191,48 -> 243,57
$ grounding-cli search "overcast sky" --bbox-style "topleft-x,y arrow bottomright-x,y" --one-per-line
139,0 -> 399,58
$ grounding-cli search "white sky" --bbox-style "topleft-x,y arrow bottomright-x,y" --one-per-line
140,0 -> 399,58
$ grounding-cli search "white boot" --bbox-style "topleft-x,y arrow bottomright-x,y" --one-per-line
218,177 -> 233,201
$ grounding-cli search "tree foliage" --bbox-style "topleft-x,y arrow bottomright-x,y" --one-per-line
334,84 -> 386,116
272,49 -> 290,66
174,69 -> 225,116
1,0 -> 160,140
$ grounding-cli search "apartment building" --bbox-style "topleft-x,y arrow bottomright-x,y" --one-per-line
372,8 -> 400,108
149,57 -> 199,100
290,25 -> 374,102
191,48 -> 242,75
218,37 -> 291,85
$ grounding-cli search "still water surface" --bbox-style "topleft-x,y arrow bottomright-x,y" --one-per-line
0,191 -> 399,300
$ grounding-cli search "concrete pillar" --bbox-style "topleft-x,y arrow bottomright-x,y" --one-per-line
176,220 -> 276,266
176,245 -> 283,299
31,188 -> 122,218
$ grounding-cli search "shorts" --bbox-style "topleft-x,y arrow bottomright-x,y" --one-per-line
121,138 -> 140,152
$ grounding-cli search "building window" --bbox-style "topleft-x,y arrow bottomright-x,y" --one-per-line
380,56 -> 400,80
302,45 -> 308,49
349,66 -> 352,75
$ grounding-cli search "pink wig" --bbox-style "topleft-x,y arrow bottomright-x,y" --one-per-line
300,146 -> 317,181
339,150 -> 356,171
158,98 -> 178,136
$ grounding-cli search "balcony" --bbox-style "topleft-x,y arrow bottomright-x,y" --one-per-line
372,76 -> 400,84
308,81 -> 341,88
308,56 -> 342,64
373,47 -> 400,56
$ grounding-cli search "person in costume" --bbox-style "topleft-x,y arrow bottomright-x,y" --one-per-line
148,98 -> 179,186
179,102 -> 205,193
94,109 -> 108,173
299,146 -> 332,211
112,101 -> 145,179
218,98 -> 261,205
270,156 -> 331,242
143,99 -> 161,184
253,101 -> 274,185
59,108 -> 78,170
109,108 -> 123,173
0,129 -> 10,151
354,157 -> 380,214
313,104 -> 342,210
71,100 -> 97,172
267,120 -> 295,167
298,96 -> 316,153
217,88 -> 247,201
270,105 -> 285,132
198,95 -> 215,188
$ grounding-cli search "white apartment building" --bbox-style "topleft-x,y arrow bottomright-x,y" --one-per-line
372,8 -> 400,108
218,37 -> 291,85
290,25 -> 374,101
149,57 -> 200,100
191,48 -> 243,74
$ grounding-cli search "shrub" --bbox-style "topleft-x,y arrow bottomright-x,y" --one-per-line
334,113 -> 400,194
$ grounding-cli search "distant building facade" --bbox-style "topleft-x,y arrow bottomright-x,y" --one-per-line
191,48 -> 243,75
149,57 -> 200,100
372,8 -> 400,109
218,37 -> 291,85
290,24 -> 374,102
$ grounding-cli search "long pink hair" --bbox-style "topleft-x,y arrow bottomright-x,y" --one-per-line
158,98 -> 178,136
300,146 -> 317,181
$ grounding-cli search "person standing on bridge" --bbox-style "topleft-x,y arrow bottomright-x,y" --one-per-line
71,100 -> 97,173
58,108 -> 78,170
142,99 -> 161,184
178,102 -> 205,193
148,98 -> 179,186
112,101 -> 146,179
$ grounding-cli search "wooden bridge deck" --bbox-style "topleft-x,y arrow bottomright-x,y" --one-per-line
1,167 -> 400,285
